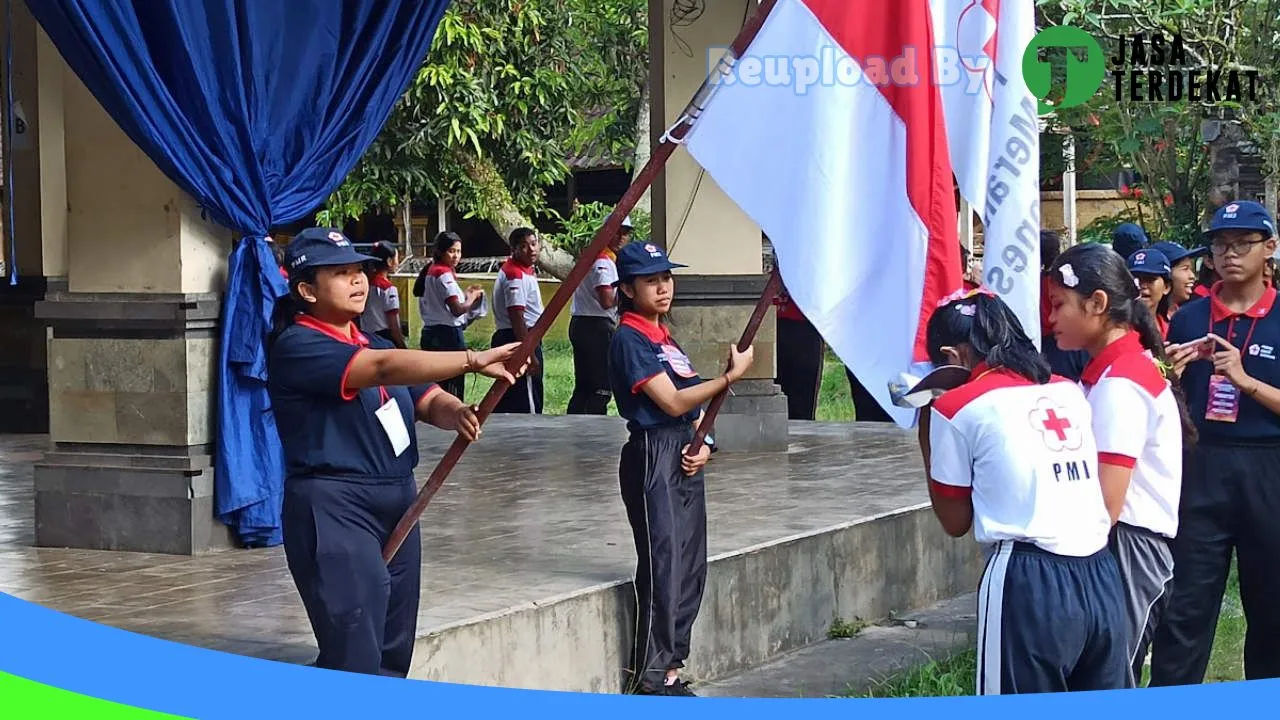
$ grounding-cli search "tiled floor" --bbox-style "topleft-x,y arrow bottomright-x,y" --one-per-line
0,416 -> 927,665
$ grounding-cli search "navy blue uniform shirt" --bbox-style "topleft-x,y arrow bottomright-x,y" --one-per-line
609,312 -> 703,432
1167,284 -> 1280,445
269,314 -> 440,482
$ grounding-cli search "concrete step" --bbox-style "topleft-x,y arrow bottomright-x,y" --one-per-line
411,506 -> 984,693
697,592 -> 978,698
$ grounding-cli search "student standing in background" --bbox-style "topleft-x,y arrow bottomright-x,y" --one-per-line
774,278 -> 825,421
360,241 -> 406,349
492,228 -> 545,414
567,218 -> 630,415
414,231 -> 485,400
1152,201 -> 1280,685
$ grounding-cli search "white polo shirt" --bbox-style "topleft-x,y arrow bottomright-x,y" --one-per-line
419,264 -> 468,328
930,366 -> 1112,557
493,259 -> 542,331
1080,332 -> 1183,538
359,276 -> 400,334
570,251 -> 620,320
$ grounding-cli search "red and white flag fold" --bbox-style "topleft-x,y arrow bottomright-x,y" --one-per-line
685,0 -> 962,427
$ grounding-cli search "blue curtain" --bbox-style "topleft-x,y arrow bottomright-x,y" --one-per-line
27,0 -> 452,547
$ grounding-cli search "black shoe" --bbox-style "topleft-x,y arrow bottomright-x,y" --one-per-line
666,679 -> 697,697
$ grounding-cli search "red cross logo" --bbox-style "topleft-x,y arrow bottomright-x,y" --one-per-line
1028,398 -> 1083,452
1041,409 -> 1071,441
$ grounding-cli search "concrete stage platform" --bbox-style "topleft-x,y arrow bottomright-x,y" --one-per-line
0,417 -> 983,693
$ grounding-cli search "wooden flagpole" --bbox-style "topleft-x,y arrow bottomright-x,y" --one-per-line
382,0 -> 781,563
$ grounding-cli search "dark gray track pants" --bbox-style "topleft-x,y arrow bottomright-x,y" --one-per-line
619,425 -> 708,693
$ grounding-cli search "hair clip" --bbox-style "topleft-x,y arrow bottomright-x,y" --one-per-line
936,285 -> 996,308
1059,264 -> 1079,288
957,304 -> 977,316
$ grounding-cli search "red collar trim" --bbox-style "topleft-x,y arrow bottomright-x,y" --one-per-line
968,361 -> 992,382
599,249 -> 617,262
427,263 -> 454,277
620,312 -> 670,344
501,258 -> 535,277
1081,331 -> 1144,386
1193,284 -> 1211,298
371,272 -> 394,290
295,313 -> 369,347
1209,282 -> 1277,322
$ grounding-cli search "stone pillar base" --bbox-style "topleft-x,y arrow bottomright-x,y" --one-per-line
712,379 -> 789,453
34,443 -> 234,554
34,289 -> 234,554
0,277 -> 51,433
673,274 -> 788,453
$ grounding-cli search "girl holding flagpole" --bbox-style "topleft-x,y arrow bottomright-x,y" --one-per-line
608,241 -> 755,696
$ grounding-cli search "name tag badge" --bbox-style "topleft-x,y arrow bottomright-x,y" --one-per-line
1205,374 -> 1240,424
660,344 -> 698,379
375,397 -> 412,456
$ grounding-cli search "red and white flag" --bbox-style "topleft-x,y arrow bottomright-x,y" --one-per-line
685,0 -> 962,427
930,0 -> 1042,344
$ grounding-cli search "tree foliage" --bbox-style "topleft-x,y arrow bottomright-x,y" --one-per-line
318,0 -> 648,235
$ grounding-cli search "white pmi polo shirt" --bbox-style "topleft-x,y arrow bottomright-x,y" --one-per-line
419,264 -> 467,328
493,259 -> 543,331
1080,331 -> 1183,538
570,251 -> 620,320
929,365 -> 1112,557
359,277 -> 400,334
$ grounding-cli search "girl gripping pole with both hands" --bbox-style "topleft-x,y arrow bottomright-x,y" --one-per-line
1047,243 -> 1197,687
267,228 -> 526,677
608,241 -> 755,696
912,288 -> 1128,694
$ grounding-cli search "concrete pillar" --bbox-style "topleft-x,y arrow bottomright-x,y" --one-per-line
32,52 -> 237,554
0,6 -> 55,433
650,0 -> 785,451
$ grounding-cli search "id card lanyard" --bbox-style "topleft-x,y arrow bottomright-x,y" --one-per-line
1205,315 -> 1260,424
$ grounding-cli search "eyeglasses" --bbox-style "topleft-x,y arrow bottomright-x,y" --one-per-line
1210,238 -> 1268,256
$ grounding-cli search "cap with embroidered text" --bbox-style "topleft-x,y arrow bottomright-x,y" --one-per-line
284,228 -> 376,278
1127,248 -> 1171,278
615,241 -> 687,283
1206,200 -> 1275,238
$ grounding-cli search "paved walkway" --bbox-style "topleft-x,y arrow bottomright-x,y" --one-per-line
0,416 -> 928,667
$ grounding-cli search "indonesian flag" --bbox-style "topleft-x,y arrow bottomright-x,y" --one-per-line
685,0 -> 962,427
930,0 -> 1042,344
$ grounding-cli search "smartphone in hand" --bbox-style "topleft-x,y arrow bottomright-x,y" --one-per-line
1172,335 -> 1215,359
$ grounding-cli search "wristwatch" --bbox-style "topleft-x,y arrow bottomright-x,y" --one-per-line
705,434 -> 718,454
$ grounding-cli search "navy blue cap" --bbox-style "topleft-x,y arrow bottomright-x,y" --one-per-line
615,241 -> 686,282
1127,248 -> 1171,278
284,228 -> 375,277
1150,240 -> 1206,265
1111,223 -> 1149,260
1206,200 -> 1276,237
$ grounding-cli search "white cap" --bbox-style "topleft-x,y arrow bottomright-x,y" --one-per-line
622,214 -> 634,229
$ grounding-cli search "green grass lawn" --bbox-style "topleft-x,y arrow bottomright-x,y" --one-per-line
855,565 -> 1246,697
